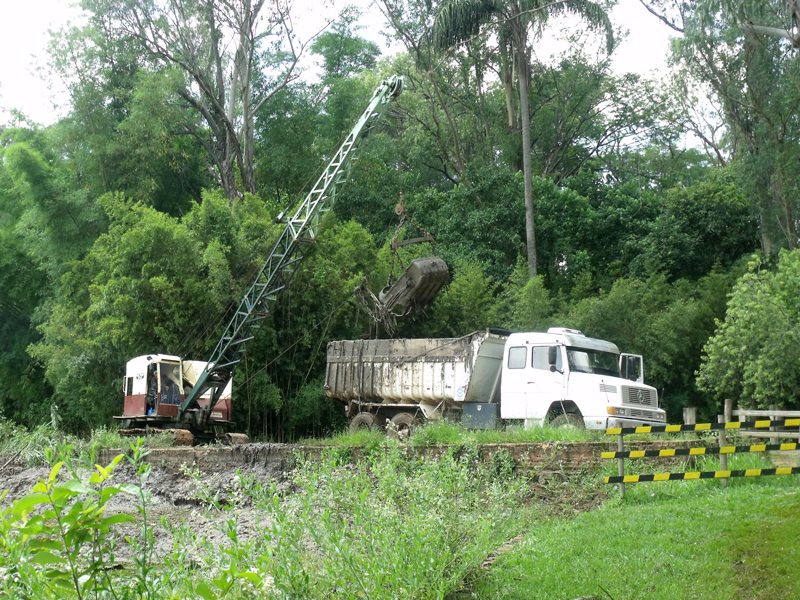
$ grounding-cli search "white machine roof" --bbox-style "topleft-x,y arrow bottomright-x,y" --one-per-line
506,328 -> 620,354
126,354 -> 182,370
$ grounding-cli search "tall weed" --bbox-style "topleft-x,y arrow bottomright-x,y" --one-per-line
232,447 -> 528,599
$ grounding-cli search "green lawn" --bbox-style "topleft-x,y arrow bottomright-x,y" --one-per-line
472,457 -> 800,600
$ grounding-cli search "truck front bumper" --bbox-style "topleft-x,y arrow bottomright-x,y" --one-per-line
605,417 -> 666,429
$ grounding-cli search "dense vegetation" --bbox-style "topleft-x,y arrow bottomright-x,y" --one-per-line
2,0 -> 800,437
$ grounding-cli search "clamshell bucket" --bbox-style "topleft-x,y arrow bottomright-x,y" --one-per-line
379,256 -> 449,316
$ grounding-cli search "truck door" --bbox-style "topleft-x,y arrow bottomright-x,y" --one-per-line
526,346 -> 564,419
500,345 -> 527,419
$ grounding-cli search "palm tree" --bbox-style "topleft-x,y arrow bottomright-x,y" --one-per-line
434,0 -> 614,278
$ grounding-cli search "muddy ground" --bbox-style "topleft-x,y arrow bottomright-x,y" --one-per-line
0,445 -> 295,563
0,441 -> 612,566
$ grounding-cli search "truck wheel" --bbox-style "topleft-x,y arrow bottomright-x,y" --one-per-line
387,412 -> 417,440
349,412 -> 379,433
549,412 -> 585,429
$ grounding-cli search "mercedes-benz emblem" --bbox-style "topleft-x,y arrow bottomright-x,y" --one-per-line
636,389 -> 644,402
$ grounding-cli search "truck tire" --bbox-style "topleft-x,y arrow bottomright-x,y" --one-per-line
549,412 -> 585,429
349,412 -> 379,433
387,412 -> 417,440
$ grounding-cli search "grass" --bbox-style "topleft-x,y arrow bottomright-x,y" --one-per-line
2,441 -> 534,599
472,453 -> 800,600
0,418 -> 175,466
299,419 -> 609,447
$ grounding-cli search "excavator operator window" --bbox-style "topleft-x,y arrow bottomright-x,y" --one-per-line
159,364 -> 183,405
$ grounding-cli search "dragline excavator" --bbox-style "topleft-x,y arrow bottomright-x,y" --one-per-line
115,75 -> 449,444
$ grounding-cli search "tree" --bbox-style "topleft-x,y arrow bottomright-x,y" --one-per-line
642,0 -> 800,252
634,169 -> 759,280
427,260 -> 500,337
698,250 -> 800,409
81,0 -> 323,200
47,16 -> 210,213
0,143 -> 53,425
311,8 -> 381,82
378,0 -> 474,180
433,0 -> 614,278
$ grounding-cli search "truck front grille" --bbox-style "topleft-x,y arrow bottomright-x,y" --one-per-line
629,408 -> 658,420
622,386 -> 658,408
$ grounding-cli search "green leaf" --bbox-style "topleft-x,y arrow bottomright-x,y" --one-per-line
237,571 -> 262,584
31,550 -> 67,565
101,513 -> 135,526
119,484 -> 141,496
48,461 -> 64,483
195,582 -> 217,600
50,486 -> 80,504
29,539 -> 63,551
12,492 -> 50,514
106,453 -> 125,470
63,480 -> 91,494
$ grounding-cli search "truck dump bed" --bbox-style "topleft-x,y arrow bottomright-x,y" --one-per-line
325,330 -> 507,418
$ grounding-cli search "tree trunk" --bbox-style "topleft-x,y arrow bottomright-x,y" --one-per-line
430,70 -> 466,177
500,38 -> 521,173
220,155 -> 240,201
773,159 -> 797,250
515,30 -> 537,278
499,39 -> 517,130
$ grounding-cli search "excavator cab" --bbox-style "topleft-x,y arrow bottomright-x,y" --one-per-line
122,354 -> 184,419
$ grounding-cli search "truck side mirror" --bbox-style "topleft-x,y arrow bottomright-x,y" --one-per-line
548,346 -> 562,373
626,356 -> 638,381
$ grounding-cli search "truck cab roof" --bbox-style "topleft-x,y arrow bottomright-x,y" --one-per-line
506,328 -> 620,354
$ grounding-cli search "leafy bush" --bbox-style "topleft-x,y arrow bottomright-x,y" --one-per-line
0,445 -> 137,599
698,250 -> 800,409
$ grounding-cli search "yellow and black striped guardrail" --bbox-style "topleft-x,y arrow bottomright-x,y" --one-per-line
602,442 -> 799,460
606,467 -> 800,484
606,418 -> 800,436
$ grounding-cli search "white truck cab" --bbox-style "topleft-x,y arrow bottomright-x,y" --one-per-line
499,328 -> 666,429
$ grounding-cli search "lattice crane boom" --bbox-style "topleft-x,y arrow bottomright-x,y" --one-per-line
179,75 -> 404,426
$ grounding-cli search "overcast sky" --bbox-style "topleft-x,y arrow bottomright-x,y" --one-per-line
0,0 -> 677,126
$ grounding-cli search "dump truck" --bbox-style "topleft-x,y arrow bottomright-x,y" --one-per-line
324,327 -> 666,435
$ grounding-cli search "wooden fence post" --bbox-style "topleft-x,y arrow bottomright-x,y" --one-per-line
617,433 -> 625,499
769,404 -> 778,445
683,407 -> 697,425
718,414 -> 728,487
724,399 -> 733,424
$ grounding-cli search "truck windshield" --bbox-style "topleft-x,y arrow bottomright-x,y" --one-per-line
566,347 -> 620,377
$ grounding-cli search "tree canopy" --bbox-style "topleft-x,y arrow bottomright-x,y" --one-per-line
1,0 -> 799,435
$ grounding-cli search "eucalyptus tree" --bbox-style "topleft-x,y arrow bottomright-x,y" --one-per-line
378,0 -> 473,180
80,0 -> 324,201
642,0 -> 800,252
433,0 -> 614,278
